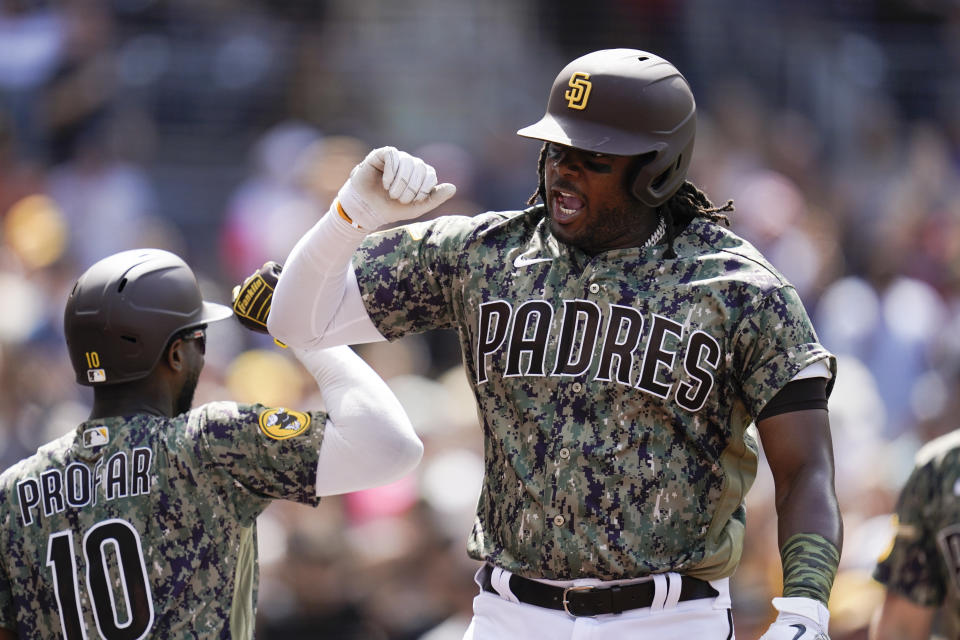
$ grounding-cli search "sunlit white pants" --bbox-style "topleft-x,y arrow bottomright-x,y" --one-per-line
463,566 -> 735,640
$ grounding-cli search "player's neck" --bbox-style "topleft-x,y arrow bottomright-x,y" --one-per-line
89,379 -> 176,420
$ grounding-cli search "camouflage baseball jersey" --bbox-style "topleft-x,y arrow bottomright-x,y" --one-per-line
874,429 -> 960,637
0,401 -> 326,638
354,204 -> 835,582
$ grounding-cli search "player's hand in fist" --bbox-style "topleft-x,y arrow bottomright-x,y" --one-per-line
335,146 -> 457,231
758,597 -> 830,640
232,261 -> 283,334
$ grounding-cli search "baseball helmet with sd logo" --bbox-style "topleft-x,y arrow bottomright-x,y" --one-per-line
517,48 -> 696,208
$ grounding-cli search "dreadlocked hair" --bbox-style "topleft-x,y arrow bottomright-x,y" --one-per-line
659,181 -> 733,259
527,143 -> 549,208
526,143 -> 735,259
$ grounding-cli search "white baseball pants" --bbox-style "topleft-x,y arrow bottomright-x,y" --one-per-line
463,566 -> 735,640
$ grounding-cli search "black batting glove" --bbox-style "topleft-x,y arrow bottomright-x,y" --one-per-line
231,261 -> 283,334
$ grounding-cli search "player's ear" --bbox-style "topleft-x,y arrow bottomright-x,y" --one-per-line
164,338 -> 185,373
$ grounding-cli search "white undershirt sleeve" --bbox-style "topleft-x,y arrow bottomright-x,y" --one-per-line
293,344 -> 422,496
322,267 -> 386,346
791,361 -> 832,380
270,205 -> 386,349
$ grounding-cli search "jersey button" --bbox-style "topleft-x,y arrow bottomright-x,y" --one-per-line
589,283 -> 600,294
553,515 -> 565,526
572,382 -> 582,392
559,448 -> 570,459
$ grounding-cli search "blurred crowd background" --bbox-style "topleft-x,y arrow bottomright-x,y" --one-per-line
2,0 -> 960,638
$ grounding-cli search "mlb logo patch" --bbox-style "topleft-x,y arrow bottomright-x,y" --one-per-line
87,369 -> 106,383
82,426 -> 109,448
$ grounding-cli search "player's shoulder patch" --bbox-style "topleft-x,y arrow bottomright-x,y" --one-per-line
257,407 -> 311,440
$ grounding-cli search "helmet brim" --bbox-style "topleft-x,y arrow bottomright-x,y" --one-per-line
199,300 -> 234,325
517,114 -> 660,157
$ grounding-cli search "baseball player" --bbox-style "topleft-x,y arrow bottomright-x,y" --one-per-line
870,429 -> 960,639
0,248 -> 422,638
268,48 -> 842,639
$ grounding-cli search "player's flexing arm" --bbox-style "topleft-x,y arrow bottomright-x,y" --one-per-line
267,146 -> 455,349
233,265 -> 424,494
299,343 -> 424,495
756,405 -> 843,640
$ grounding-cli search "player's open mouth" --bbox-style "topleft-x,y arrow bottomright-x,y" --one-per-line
552,189 -> 585,223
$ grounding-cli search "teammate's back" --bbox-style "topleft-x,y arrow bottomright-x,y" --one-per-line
1,401 -> 314,638
0,249 -> 422,639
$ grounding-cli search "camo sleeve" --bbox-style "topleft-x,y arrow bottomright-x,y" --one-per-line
733,285 -> 836,418
353,214 -> 494,339
189,401 -> 327,525
873,459 -> 946,606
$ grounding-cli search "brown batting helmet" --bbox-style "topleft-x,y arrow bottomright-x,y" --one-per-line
517,48 -> 696,207
64,248 -> 233,386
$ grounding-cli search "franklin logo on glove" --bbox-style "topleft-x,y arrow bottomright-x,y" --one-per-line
232,261 -> 283,334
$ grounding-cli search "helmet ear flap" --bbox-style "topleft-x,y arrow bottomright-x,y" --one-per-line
630,134 -> 694,208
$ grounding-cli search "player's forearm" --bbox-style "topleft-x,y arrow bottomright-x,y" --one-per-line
773,461 -> 843,552
269,205 -> 367,348
772,469 -> 842,608
294,344 -> 423,496
758,409 -> 842,551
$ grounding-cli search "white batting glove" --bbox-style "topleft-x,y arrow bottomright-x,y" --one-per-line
334,146 -> 457,231
758,597 -> 830,640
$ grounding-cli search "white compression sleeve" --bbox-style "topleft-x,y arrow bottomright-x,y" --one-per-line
324,268 -> 387,346
270,204 -> 385,349
294,344 -> 423,496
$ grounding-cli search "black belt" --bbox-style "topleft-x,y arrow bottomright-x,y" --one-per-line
480,564 -> 718,617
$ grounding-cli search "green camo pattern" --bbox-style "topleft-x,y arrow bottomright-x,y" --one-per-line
0,401 -> 326,638
874,429 -> 960,636
780,532 -> 840,603
354,205 -> 835,581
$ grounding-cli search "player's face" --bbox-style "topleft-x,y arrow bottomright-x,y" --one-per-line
543,143 -> 654,253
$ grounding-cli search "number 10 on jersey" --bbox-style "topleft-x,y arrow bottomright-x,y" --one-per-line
46,519 -> 154,639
